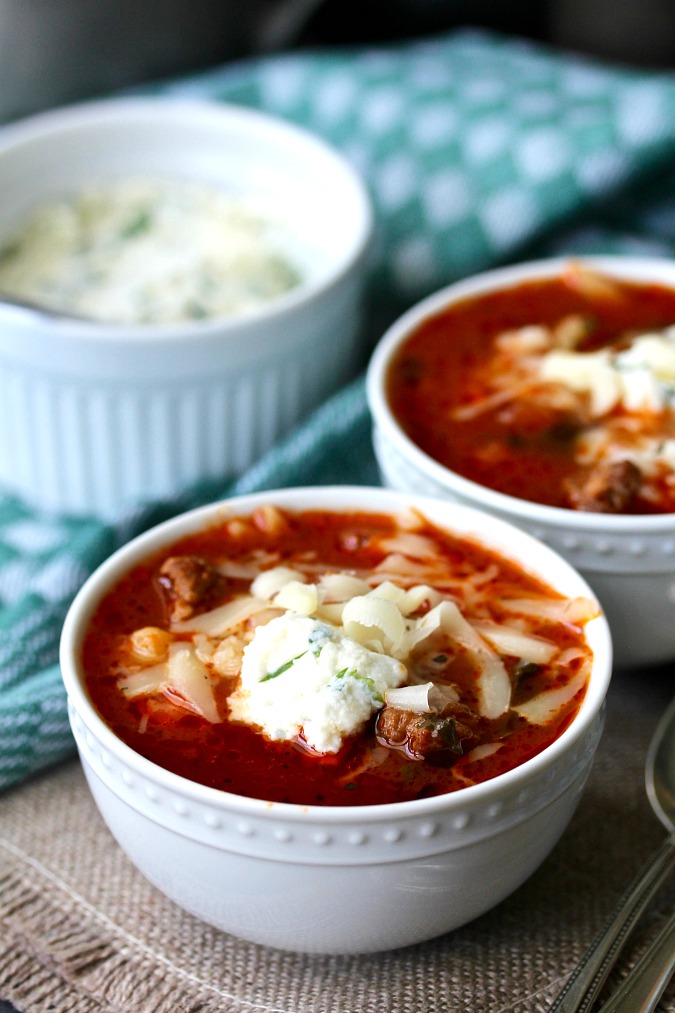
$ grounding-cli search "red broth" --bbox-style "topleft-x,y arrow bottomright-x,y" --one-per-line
82,506 -> 595,806
387,266 -> 675,512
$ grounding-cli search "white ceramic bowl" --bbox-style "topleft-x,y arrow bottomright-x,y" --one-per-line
59,485 -> 612,954
367,255 -> 675,670
0,97 -> 373,517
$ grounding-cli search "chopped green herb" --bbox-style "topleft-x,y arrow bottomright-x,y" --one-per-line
308,624 -> 332,656
335,667 -> 383,703
422,715 -> 463,753
370,684 -> 384,704
0,240 -> 20,264
120,209 -> 152,239
260,651 -> 307,682
186,301 -> 208,319
399,763 -> 419,783
336,667 -> 358,680
513,660 -> 540,687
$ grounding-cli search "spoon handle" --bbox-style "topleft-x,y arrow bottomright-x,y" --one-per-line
598,911 -> 675,1013
548,835 -> 675,1013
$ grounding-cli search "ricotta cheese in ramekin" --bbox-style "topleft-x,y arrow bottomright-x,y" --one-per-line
0,176 -> 303,324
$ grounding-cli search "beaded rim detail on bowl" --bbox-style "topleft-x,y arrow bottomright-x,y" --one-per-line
68,701 -> 604,865
371,426 -> 675,574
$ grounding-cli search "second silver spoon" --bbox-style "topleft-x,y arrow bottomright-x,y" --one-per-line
549,695 -> 675,1013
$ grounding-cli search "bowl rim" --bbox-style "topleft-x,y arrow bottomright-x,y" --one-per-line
0,95 -> 374,342
366,254 -> 675,533
59,484 -> 612,824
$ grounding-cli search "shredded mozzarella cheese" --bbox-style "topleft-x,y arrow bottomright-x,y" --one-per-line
115,514 -> 597,749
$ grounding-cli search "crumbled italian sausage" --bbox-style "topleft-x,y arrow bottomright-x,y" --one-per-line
376,704 -> 476,760
564,458 -> 642,513
158,555 -> 226,621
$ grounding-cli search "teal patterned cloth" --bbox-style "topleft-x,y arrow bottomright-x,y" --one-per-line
4,28 -> 675,790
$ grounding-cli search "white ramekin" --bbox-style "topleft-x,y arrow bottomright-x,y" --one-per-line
0,97 -> 373,517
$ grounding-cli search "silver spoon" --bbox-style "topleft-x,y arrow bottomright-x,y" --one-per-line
549,695 -> 675,1013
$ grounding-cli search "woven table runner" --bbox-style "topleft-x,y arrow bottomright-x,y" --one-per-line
1,667 -> 673,1012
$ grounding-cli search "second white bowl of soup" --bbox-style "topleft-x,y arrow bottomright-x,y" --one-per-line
60,485 -> 611,953
367,256 -> 675,669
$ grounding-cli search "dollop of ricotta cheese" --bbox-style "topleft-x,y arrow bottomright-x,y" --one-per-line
228,613 -> 407,753
0,177 -> 303,325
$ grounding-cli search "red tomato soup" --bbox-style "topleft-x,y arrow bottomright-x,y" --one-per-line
82,505 -> 596,806
387,263 -> 675,513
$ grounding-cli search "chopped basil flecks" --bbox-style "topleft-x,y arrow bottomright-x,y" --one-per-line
514,660 -> 540,684
421,715 -> 463,753
335,667 -> 358,680
260,651 -> 307,682
308,624 -> 332,656
0,241 -> 20,263
335,667 -> 383,703
120,209 -> 153,239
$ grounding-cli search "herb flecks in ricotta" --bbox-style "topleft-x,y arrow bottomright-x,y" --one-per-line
0,177 -> 303,325
228,614 -> 407,754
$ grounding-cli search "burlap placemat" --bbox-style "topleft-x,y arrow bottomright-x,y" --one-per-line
1,667 -> 673,1013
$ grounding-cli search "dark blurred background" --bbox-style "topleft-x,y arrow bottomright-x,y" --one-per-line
1,0 -> 674,124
